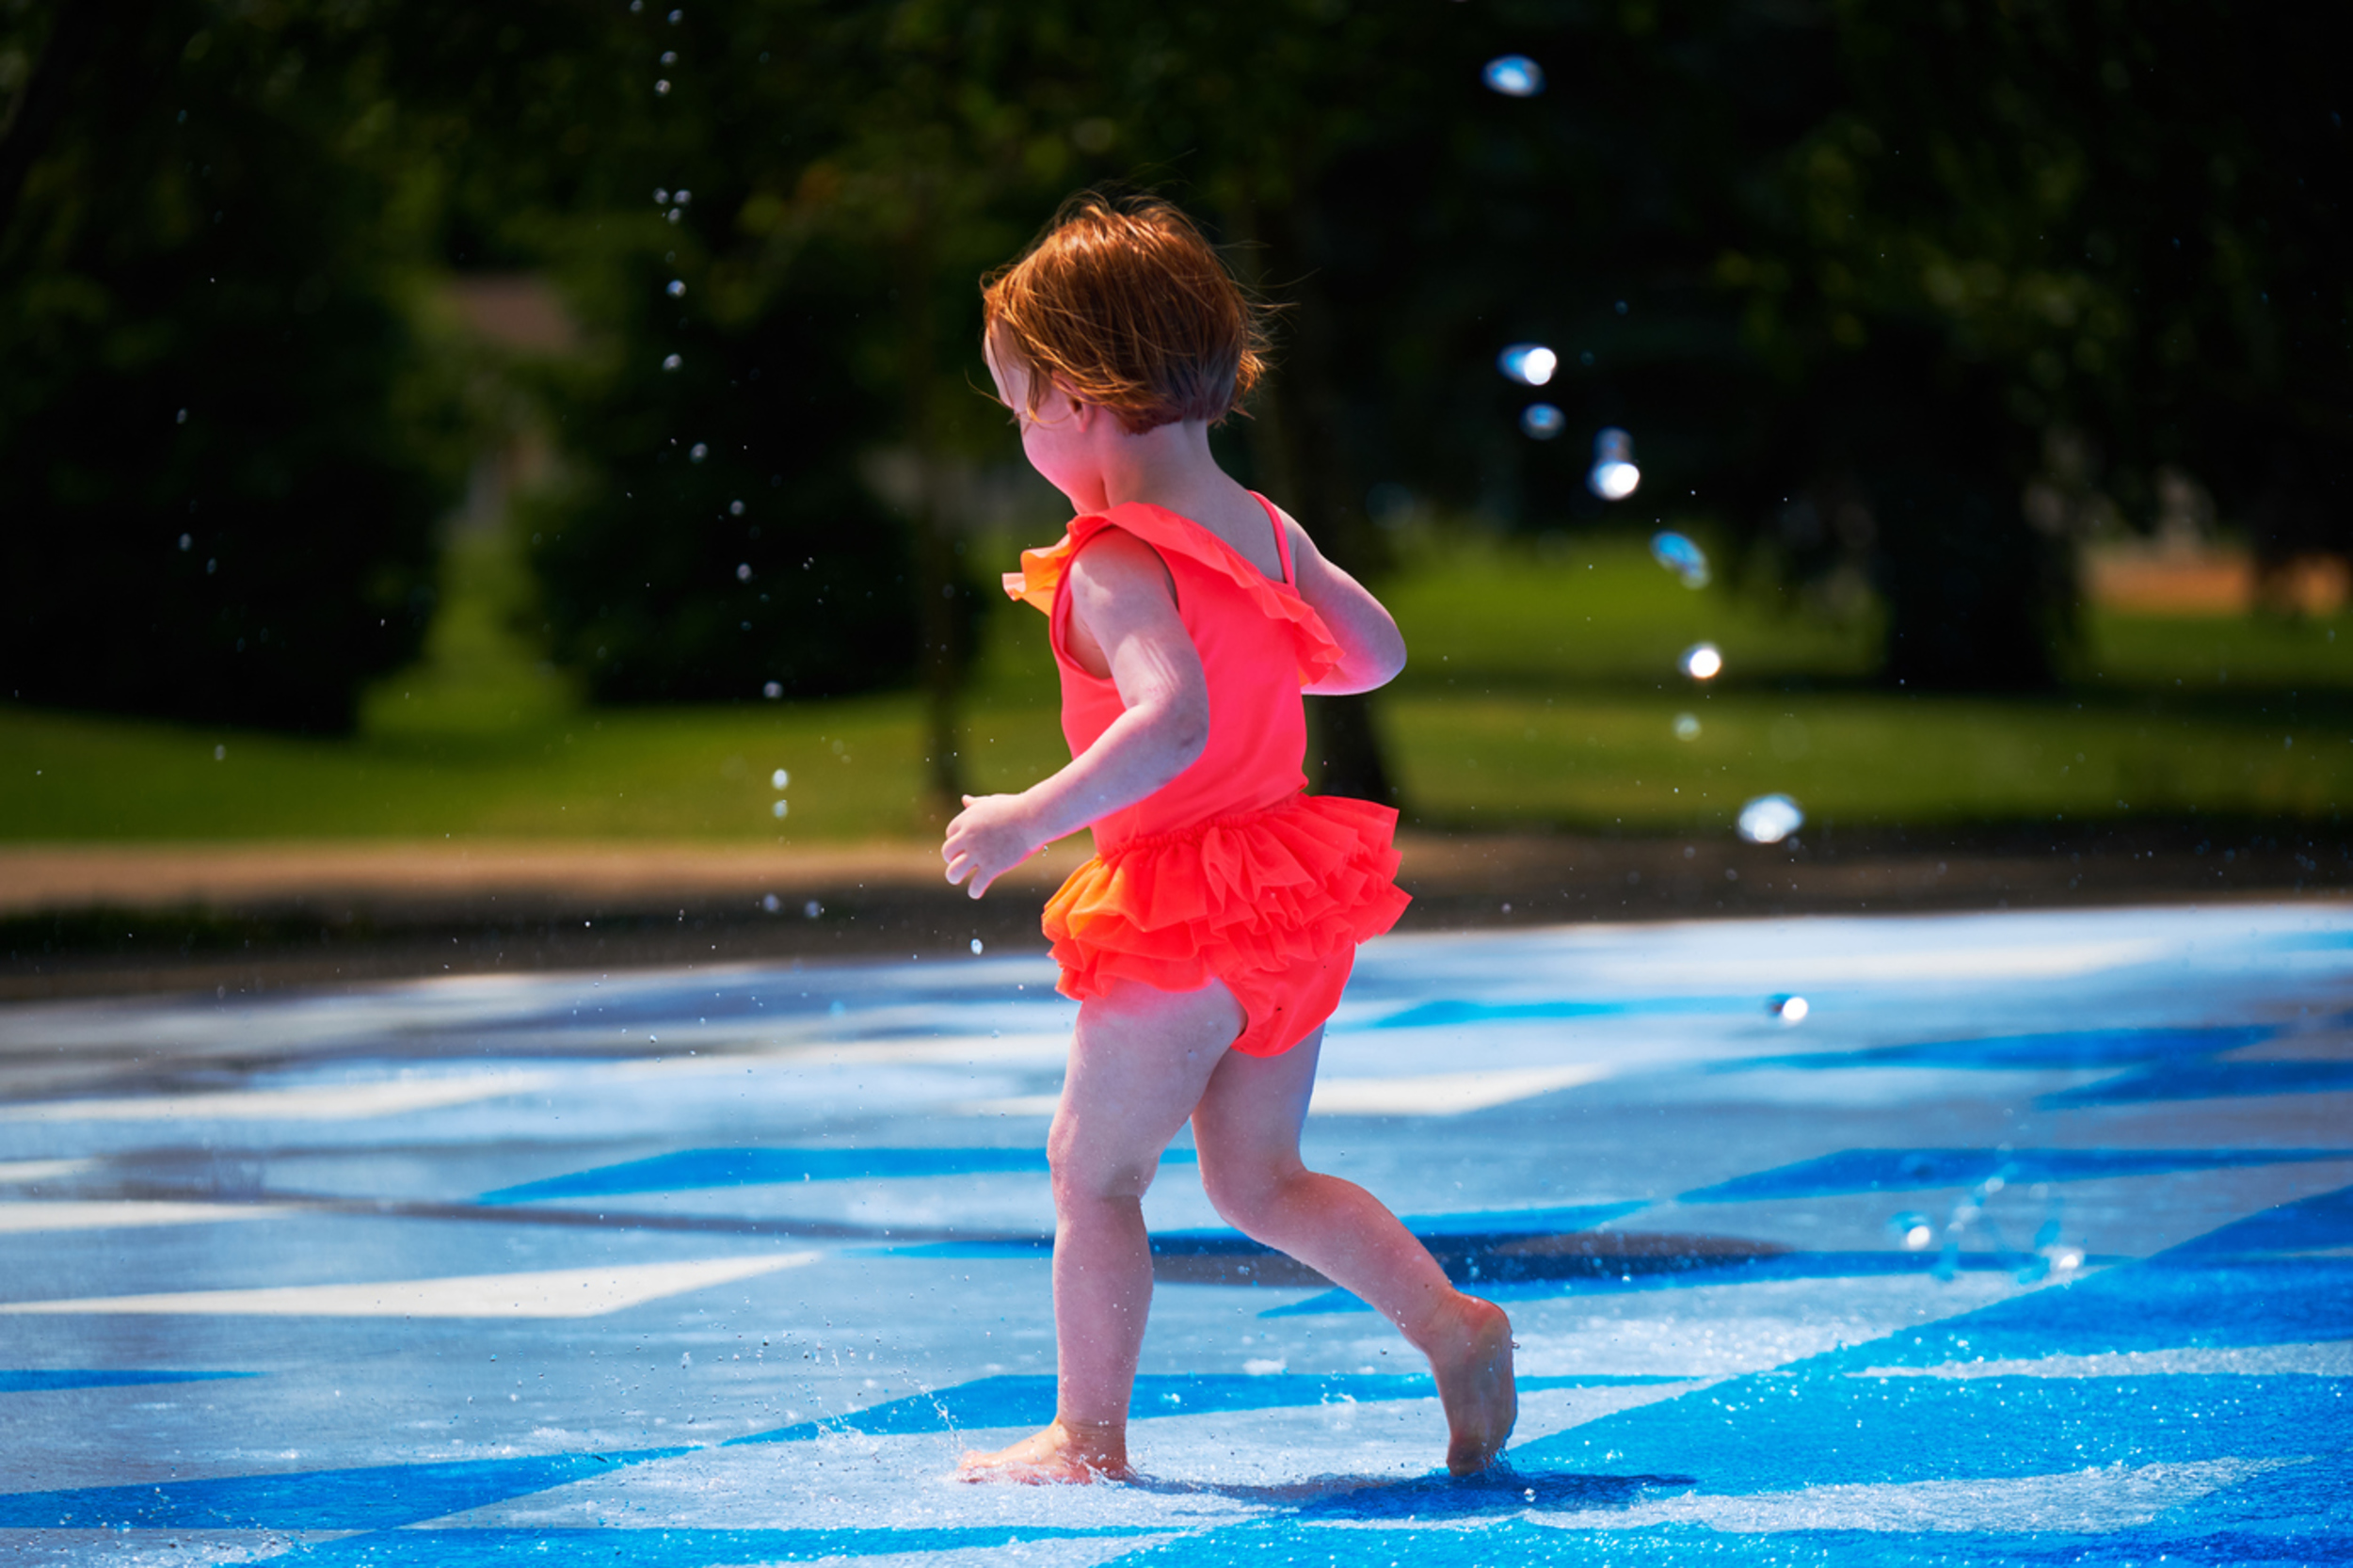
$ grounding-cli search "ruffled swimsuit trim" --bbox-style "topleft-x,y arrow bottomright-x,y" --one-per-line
1001,500 -> 1344,688
1041,790 -> 1412,1020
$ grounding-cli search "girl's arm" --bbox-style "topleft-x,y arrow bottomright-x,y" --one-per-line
1284,516 -> 1407,696
943,530 -> 1209,898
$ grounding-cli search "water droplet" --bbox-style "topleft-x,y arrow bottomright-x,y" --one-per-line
674,189 -> 692,205
663,353 -> 682,371
805,901 -> 823,919
680,1352 -> 692,1368
771,799 -> 789,819
1497,343 -> 1557,386
736,563 -> 752,581
178,534 -> 193,552
213,744 -> 226,760
175,408 -> 188,424
1588,427 -> 1641,500
655,79 -> 671,94
661,49 -> 678,65
969,938 -> 984,955
762,680 -> 783,699
730,500 -> 745,516
1737,792 -> 1804,844
1519,403 -> 1565,440
1673,713 -> 1700,741
654,187 -> 669,203
762,893 -> 780,913
1769,993 -> 1809,1024
1679,642 -> 1722,680
1649,530 -> 1709,587
667,7 -> 682,20
1482,55 -> 1545,96
771,768 -> 789,789
1905,1224 -> 1934,1250
666,279 -> 685,297
690,442 -> 709,461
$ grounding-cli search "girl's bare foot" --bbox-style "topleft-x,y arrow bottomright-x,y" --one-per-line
955,1417 -> 1132,1483
1427,1292 -> 1516,1475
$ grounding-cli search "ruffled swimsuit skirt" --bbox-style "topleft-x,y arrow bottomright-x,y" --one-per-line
1004,498 -> 1410,1057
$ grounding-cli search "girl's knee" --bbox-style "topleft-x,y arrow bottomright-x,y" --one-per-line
1048,1142 -> 1158,1208
1201,1159 -> 1300,1233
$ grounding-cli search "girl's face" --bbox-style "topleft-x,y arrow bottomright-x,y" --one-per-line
984,330 -> 1105,509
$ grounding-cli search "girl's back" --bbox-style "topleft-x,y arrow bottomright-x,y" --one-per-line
1008,495 -> 1334,849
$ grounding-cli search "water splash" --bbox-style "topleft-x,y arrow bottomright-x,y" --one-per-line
1497,344 -> 1558,387
1650,530 -> 1709,587
1589,427 -> 1641,501
1519,403 -> 1565,440
1483,56 -> 1545,96
1737,793 -> 1802,843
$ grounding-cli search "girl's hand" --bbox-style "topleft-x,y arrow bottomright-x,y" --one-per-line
943,792 -> 1044,899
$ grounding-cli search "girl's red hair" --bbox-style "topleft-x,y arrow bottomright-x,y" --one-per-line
982,191 -> 1270,434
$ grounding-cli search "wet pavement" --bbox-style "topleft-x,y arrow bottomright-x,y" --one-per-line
1,903 -> 2348,1564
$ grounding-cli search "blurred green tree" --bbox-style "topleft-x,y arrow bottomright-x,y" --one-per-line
0,0 -> 461,731
1713,0 -> 2349,683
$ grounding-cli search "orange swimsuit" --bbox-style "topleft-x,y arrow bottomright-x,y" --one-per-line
1003,495 -> 1411,1056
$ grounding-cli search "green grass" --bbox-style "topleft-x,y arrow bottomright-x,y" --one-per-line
3,531 -> 2345,842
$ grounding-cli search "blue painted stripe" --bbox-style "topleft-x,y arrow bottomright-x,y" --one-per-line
2162,1178 -> 2353,1261
1372,997 -> 1740,1029
480,1145 -> 1191,1204
1519,1368 -> 2352,1494
0,1369 -> 256,1394
1106,1520 -> 2353,1567
271,1527 -> 1146,1565
727,1370 -> 1697,1447
1678,1147 -> 2353,1204
0,1449 -> 685,1530
1262,1250 -> 2091,1316
2041,1059 -> 2353,1107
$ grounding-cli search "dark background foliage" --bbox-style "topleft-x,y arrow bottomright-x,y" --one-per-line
0,0 -> 2344,742
0,0 -> 456,731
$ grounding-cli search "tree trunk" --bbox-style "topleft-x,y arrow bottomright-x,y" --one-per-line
1225,196 -> 1401,808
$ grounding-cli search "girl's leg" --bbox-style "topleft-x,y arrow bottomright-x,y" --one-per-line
1190,1028 -> 1517,1475
957,975 -> 1246,1483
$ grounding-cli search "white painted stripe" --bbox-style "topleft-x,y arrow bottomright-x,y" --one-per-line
1307,1064 -> 1609,1116
0,1253 -> 819,1319
957,1064 -> 1609,1121
1532,1457 -> 2293,1533
955,1094 -> 1064,1118
0,1072 -> 556,1124
0,1201 -> 286,1234
0,1159 -> 94,1183
1852,1341 -> 2353,1380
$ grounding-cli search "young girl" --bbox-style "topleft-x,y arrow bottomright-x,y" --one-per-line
942,192 -> 1515,1482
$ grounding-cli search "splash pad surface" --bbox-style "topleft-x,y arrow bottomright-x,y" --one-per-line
1,903 -> 2347,1564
